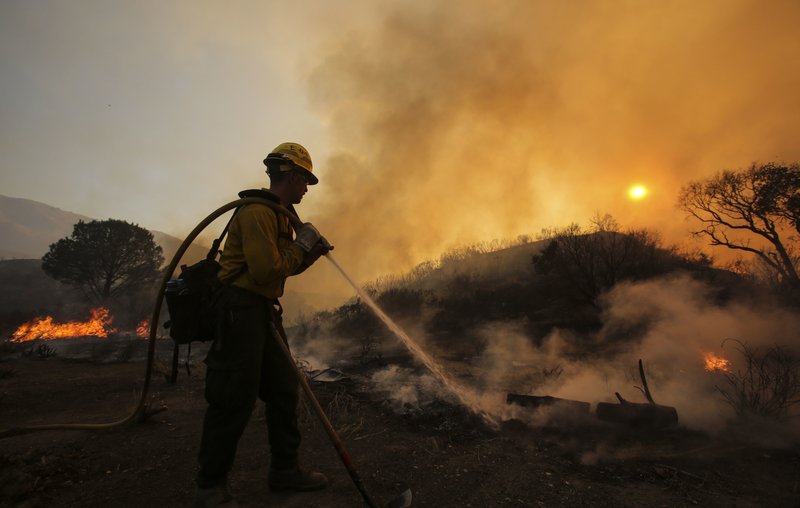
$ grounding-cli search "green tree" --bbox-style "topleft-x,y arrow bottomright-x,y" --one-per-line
679,163 -> 800,289
42,219 -> 164,304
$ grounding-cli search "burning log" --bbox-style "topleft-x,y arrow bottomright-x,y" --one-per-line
595,359 -> 678,428
506,393 -> 591,413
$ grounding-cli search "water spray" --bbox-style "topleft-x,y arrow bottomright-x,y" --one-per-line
325,254 -> 498,427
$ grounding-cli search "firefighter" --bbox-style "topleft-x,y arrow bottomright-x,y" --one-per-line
195,142 -> 332,507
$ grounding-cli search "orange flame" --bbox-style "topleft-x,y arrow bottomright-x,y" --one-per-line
10,307 -> 117,343
136,320 -> 149,337
704,352 -> 731,373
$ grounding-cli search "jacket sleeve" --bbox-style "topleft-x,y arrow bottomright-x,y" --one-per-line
238,205 -> 305,286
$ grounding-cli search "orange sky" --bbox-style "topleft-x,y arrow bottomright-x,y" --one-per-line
302,0 -> 800,288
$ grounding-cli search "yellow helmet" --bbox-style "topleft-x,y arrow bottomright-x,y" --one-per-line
264,142 -> 318,185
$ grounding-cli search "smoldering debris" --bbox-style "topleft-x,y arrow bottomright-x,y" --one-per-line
506,360 -> 679,430
595,400 -> 678,429
310,368 -> 352,384
368,365 -> 446,411
506,393 -> 591,414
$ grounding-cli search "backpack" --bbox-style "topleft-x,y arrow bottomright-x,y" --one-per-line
162,220 -> 231,383
163,257 -> 223,345
162,190 -> 292,382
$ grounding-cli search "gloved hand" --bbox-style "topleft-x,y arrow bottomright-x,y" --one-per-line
294,223 -> 334,267
302,238 -> 334,267
294,223 -> 322,252
318,235 -> 333,252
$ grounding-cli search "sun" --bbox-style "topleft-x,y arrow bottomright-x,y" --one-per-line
628,184 -> 648,201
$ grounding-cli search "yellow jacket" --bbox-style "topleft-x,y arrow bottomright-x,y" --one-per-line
217,196 -> 305,299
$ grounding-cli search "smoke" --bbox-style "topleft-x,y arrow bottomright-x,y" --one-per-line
470,274 -> 800,440
295,0 -> 800,299
368,365 -> 442,410
597,275 -> 800,433
300,270 -> 799,443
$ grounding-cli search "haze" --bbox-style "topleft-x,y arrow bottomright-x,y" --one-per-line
2,0 -> 799,299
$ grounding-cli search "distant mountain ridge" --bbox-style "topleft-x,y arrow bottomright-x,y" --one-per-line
0,195 -> 92,259
0,194 -> 208,264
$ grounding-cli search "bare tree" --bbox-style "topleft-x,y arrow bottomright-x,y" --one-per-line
751,163 -> 800,234
716,339 -> 800,420
679,163 -> 800,289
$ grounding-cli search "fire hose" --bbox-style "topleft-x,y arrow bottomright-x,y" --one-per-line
0,197 -> 411,508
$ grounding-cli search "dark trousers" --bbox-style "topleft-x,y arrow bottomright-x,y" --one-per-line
197,285 -> 300,488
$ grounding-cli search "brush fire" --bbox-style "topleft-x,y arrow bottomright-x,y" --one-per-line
136,320 -> 150,337
703,352 -> 731,373
9,308 -> 149,342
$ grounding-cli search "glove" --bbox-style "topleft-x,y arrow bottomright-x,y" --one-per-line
294,223 -> 334,267
302,238 -> 334,267
318,235 -> 333,252
294,223 -> 322,252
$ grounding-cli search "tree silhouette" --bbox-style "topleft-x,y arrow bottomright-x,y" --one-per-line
533,216 -> 696,308
679,163 -> 800,289
42,219 -> 164,304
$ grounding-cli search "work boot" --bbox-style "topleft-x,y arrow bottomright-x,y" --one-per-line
194,483 -> 238,508
268,466 -> 328,492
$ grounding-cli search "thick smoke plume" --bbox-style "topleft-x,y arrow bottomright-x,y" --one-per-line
296,0 -> 800,298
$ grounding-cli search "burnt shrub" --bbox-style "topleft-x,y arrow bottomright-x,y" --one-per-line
716,339 -> 800,420
22,343 -> 58,359
331,299 -> 381,340
376,287 -> 430,316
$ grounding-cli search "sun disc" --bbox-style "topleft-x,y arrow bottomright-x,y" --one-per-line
628,185 -> 648,200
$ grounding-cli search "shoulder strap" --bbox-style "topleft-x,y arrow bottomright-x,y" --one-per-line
208,189 -> 295,260
206,208 -> 240,260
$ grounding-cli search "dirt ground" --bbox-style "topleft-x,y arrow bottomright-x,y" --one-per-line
1,344 -> 799,508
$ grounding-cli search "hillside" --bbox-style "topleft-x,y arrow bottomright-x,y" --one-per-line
0,194 -> 209,264
299,231 -> 724,357
0,195 -> 91,259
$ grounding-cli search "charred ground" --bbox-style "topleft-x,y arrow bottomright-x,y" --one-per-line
0,346 -> 798,508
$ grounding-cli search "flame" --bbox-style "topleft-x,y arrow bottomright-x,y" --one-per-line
10,307 -> 117,343
136,320 -> 149,337
704,352 -> 731,373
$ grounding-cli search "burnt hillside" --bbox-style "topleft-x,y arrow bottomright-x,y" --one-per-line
296,231 -> 737,359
